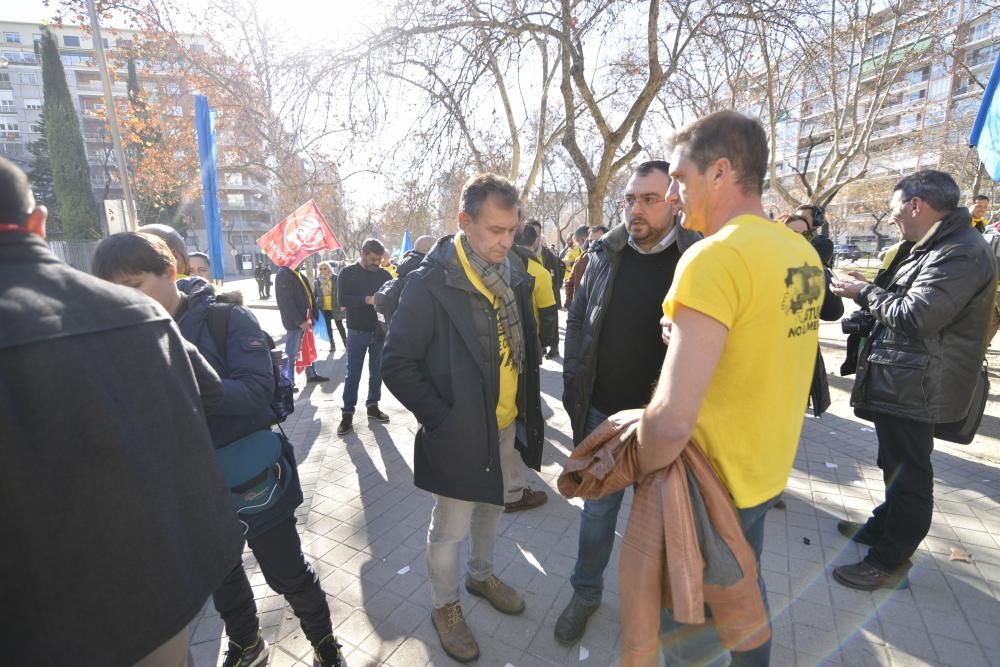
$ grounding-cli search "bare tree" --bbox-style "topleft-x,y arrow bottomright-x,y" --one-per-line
746,0 -> 957,213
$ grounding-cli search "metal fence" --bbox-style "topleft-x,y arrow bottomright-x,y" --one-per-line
48,240 -> 100,274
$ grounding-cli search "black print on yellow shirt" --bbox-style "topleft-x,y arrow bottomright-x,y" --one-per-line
782,264 -> 824,338
498,315 -> 513,369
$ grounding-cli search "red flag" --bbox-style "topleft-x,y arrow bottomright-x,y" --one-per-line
256,200 -> 341,268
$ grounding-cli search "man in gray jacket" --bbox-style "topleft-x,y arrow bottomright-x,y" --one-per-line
832,170 -> 996,590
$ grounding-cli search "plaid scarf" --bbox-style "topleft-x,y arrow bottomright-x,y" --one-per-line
460,235 -> 525,374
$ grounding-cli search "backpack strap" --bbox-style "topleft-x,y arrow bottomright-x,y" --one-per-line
206,302 -> 235,362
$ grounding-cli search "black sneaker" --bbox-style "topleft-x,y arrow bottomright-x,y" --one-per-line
307,373 -> 330,383
222,630 -> 268,667
367,406 -> 390,423
313,634 -> 347,667
337,414 -> 353,435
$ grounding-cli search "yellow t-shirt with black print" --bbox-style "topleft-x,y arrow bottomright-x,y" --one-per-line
663,215 -> 822,508
455,234 -> 519,429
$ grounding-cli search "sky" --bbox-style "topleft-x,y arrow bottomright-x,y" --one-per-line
5,0 -> 387,43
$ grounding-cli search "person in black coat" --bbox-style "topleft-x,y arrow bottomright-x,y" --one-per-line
381,174 -> 544,663
275,263 -> 328,385
831,172 -> 996,591
0,158 -> 242,666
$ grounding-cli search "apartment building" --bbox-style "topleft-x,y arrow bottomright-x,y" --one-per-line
750,0 -> 999,249
0,19 -> 274,274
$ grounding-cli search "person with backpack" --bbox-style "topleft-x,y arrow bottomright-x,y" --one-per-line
2,157 -> 242,667
93,232 -> 346,667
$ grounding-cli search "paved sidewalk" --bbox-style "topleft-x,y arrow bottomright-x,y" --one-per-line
187,293 -> 1000,666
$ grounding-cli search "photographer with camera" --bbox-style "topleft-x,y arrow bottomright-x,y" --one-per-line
830,171 -> 996,591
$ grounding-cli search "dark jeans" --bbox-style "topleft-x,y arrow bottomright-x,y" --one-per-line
863,413 -> 934,571
569,406 -> 619,605
213,517 -> 331,646
660,495 -> 778,667
342,328 -> 384,414
321,310 -> 348,348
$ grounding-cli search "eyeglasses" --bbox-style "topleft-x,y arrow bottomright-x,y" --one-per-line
620,194 -> 666,209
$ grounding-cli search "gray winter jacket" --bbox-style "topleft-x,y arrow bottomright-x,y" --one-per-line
852,208 -> 996,422
562,222 -> 701,443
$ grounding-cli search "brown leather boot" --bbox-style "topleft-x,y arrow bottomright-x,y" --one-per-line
465,574 -> 526,615
431,601 -> 479,662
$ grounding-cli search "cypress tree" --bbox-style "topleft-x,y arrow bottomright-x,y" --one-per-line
38,27 -> 100,239
26,109 -> 61,234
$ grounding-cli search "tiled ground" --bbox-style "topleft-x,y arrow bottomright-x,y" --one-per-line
187,288 -> 1000,666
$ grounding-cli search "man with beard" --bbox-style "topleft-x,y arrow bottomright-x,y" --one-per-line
336,238 -> 393,435
556,160 -> 701,644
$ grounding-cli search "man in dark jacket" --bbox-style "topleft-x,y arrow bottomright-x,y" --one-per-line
93,232 -> 345,667
336,238 -> 393,435
373,234 -> 435,331
831,170 -> 996,590
382,173 -> 544,663
556,160 -> 700,645
0,158 -> 242,666
276,262 -> 329,386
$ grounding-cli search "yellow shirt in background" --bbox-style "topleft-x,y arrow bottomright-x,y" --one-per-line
525,255 -> 557,333
663,215 -> 822,508
455,234 -> 519,429
563,246 -> 582,282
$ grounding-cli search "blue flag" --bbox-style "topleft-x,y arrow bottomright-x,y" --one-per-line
399,229 -> 413,260
969,52 -> 1000,181
313,309 -> 330,344
195,96 -> 225,280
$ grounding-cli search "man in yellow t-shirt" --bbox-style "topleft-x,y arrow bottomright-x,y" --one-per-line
637,111 -> 821,666
381,173 -> 545,663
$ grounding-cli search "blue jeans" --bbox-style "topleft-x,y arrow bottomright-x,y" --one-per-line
284,328 -> 317,378
342,328 -> 384,414
569,406 -> 621,606
660,495 -> 778,667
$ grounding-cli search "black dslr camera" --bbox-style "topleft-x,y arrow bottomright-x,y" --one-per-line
841,309 -> 876,336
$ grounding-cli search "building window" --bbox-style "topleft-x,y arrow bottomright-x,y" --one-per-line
0,99 -> 14,114
115,38 -> 131,48
24,98 -> 42,110
29,122 -> 43,133
969,21 -> 990,43
904,89 -> 926,104
226,193 -> 246,207
3,32 -> 21,44
905,66 -> 930,85
0,122 -> 20,138
63,35 -> 81,47
0,72 -> 10,88
19,72 -> 39,85
928,78 -> 950,100
225,172 -> 244,186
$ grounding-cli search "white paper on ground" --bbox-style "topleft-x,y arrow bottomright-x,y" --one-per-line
396,565 -> 410,575
504,663 -> 517,667
579,646 -> 590,661
860,427 -> 875,432
825,462 -> 838,469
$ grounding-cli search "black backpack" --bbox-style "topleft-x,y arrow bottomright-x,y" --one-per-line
206,303 -> 294,424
